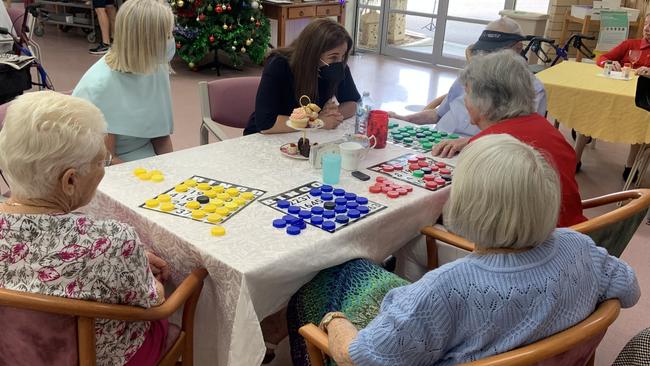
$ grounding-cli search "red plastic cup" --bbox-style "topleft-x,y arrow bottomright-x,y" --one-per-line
367,110 -> 389,149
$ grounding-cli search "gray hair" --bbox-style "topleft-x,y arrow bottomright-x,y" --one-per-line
485,16 -> 523,35
460,49 -> 536,122
444,134 -> 560,250
0,91 -> 107,199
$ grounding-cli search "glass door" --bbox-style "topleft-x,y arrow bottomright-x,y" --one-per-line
356,0 -> 549,68
437,0 -> 515,68
378,0 -> 439,63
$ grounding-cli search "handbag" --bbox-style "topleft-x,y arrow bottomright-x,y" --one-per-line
635,75 -> 650,112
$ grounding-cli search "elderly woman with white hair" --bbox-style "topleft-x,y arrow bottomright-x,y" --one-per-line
73,0 -> 175,164
433,49 -> 585,227
287,133 -> 640,366
0,91 -> 172,366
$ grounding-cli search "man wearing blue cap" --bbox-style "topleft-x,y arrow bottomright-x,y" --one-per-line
390,16 -> 548,158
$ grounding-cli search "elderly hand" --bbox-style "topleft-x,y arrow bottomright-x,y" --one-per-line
146,251 -> 170,282
636,67 -> 650,77
388,111 -> 410,122
431,137 -> 470,158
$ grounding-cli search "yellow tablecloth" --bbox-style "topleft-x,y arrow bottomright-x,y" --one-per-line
536,61 -> 650,144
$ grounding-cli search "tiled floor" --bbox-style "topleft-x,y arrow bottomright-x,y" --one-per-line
22,24 -> 650,366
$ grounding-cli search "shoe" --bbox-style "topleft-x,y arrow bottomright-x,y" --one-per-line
622,166 -> 639,183
262,342 -> 277,364
576,160 -> 582,173
89,42 -> 110,55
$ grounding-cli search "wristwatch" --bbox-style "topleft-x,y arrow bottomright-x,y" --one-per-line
319,311 -> 348,332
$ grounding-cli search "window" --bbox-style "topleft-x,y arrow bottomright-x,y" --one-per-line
515,0 -> 550,14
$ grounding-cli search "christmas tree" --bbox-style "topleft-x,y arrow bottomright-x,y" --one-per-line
171,0 -> 271,69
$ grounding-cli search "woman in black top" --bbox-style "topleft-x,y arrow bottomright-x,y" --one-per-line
244,18 -> 361,135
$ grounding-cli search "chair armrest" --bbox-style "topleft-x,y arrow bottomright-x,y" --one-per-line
420,226 -> 475,252
0,268 -> 209,321
299,323 -> 331,357
574,189 -> 650,234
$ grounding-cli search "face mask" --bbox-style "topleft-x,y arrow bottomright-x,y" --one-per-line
166,38 -> 176,62
319,59 -> 345,84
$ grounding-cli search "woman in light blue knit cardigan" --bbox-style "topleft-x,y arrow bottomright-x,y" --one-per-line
288,133 -> 640,366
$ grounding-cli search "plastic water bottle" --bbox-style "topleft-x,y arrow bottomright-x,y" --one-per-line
355,91 -> 374,135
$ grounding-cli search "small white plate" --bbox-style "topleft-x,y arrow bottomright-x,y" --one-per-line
280,143 -> 309,160
285,119 -> 324,131
597,71 -> 634,81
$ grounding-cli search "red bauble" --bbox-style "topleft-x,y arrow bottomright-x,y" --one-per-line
216,5 -> 223,13
176,42 -> 181,49
226,4 -> 231,11
209,35 -> 215,43
198,13 -> 206,21
255,20 -> 261,27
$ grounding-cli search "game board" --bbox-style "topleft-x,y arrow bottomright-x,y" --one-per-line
387,122 -> 460,153
139,175 -> 266,225
367,153 -> 454,191
261,181 -> 386,233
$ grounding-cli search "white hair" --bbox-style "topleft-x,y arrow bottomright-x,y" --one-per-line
105,0 -> 174,74
485,16 -> 523,35
460,49 -> 536,122
444,134 -> 561,250
0,91 -> 107,200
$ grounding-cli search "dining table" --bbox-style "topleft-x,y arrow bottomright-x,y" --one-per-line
83,118 -> 455,366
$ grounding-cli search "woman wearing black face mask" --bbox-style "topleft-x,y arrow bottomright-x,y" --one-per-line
244,18 -> 361,135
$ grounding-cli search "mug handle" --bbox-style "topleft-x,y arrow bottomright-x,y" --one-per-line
367,135 -> 377,149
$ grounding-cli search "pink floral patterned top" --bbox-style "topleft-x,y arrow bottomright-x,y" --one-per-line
0,212 -> 160,366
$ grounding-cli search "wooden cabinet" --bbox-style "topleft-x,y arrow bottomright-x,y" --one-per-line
262,1 -> 346,47
288,6 -> 316,19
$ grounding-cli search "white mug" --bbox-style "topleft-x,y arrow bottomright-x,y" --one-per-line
339,141 -> 371,171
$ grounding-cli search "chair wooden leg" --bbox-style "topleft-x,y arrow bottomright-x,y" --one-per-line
77,316 -> 97,366
586,352 -> 595,366
426,235 -> 438,271
199,124 -> 209,145
305,341 -> 326,366
553,119 -> 560,129
181,281 -> 204,366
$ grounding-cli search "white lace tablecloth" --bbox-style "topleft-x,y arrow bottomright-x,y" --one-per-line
83,119 -> 453,366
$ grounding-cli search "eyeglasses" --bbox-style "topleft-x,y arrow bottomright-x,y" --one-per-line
102,152 -> 113,167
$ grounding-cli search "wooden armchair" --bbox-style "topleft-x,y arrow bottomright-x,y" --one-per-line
0,268 -> 208,366
423,189 -> 650,269
299,299 -> 620,366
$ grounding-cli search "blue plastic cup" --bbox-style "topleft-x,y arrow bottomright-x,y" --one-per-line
322,153 -> 342,185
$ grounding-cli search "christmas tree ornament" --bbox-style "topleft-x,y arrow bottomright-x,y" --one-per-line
245,38 -> 252,46
231,46 -> 236,50
207,4 -> 213,11
176,42 -> 182,49
251,1 -> 258,8
188,62 -> 195,68
255,20 -> 261,27
259,4 -> 262,9
233,40 -> 237,45
198,13 -> 206,21
223,24 -> 228,30
216,4 -> 222,13
209,35 -> 215,43
226,4 -> 231,11
188,0 -> 194,3
240,47 -> 246,53
250,16 -> 255,22
177,0 -> 184,7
